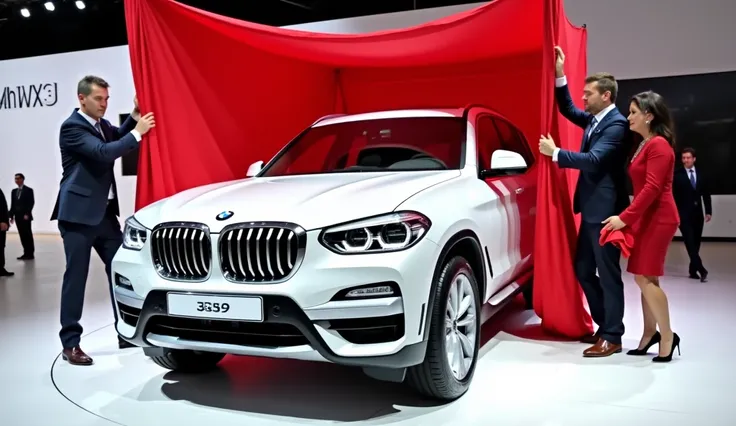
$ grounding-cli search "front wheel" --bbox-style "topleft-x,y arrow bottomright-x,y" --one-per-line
149,349 -> 226,373
406,255 -> 481,401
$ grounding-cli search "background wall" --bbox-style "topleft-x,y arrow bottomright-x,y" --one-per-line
1,0 -> 734,237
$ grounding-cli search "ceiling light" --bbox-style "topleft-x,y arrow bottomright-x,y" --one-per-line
20,8 -> 30,17
44,2 -> 55,11
75,1 -> 86,10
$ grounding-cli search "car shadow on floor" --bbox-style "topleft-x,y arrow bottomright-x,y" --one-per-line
150,299 -> 523,421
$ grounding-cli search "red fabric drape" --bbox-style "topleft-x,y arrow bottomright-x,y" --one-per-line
532,0 -> 593,337
124,0 -> 592,338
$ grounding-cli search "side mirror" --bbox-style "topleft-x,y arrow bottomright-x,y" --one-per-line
480,150 -> 528,178
246,160 -> 263,177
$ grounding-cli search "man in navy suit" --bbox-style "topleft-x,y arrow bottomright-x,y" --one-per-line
673,147 -> 711,282
51,75 -> 155,365
539,46 -> 631,357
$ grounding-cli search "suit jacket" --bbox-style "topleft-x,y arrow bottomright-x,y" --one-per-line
51,109 -> 139,226
554,84 -> 632,223
0,188 -> 9,226
672,167 -> 712,221
10,185 -> 35,221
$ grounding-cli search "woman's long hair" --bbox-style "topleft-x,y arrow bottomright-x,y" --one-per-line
631,91 -> 676,149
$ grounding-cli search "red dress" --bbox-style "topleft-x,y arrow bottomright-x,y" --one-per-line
619,136 -> 680,276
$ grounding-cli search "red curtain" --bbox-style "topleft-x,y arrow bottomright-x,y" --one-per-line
124,0 -> 593,338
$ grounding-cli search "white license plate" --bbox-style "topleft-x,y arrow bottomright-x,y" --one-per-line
166,293 -> 263,322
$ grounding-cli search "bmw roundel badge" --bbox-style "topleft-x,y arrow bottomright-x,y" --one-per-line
216,211 -> 234,221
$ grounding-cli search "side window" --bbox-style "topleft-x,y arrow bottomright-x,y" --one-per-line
492,118 -> 535,167
476,115 -> 503,170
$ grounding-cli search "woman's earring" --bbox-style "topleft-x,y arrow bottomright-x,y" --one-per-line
645,120 -> 650,124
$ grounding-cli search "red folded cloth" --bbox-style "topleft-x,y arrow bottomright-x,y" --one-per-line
599,227 -> 634,258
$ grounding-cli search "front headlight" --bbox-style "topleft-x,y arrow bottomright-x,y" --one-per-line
122,216 -> 148,251
320,211 -> 431,254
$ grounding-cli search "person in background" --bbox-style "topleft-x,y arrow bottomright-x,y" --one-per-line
0,187 -> 12,277
673,147 -> 710,282
602,91 -> 681,363
51,75 -> 155,366
10,173 -> 35,260
538,46 -> 631,358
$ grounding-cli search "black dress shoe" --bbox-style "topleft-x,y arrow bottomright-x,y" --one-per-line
0,270 -> 14,277
118,336 -> 136,349
17,255 -> 34,260
700,272 -> 708,282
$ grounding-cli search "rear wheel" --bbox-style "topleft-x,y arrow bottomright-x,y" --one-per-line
149,349 -> 226,373
406,255 -> 481,401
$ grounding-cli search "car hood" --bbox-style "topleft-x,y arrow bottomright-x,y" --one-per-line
134,171 -> 460,232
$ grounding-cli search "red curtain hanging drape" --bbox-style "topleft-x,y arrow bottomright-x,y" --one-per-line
124,0 -> 593,338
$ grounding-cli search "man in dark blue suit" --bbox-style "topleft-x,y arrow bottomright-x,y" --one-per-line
51,75 -> 155,365
539,47 -> 631,358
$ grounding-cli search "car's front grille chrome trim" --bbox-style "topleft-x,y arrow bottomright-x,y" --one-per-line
150,222 -> 212,282
218,222 -> 306,284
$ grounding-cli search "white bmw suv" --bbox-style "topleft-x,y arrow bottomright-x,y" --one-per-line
112,106 -> 537,401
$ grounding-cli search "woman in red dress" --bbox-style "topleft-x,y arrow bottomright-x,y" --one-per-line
602,91 -> 681,363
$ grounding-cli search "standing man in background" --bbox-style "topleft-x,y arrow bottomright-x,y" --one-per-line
10,173 -> 35,260
0,187 -> 12,277
673,147 -> 711,282
51,75 -> 155,365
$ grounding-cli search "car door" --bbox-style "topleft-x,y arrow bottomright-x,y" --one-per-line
490,117 -> 536,275
474,113 -> 516,294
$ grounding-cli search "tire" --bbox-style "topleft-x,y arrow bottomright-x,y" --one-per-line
149,349 -> 226,373
406,255 -> 481,401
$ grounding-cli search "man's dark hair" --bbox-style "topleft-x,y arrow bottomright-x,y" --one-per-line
77,75 -> 109,96
585,72 -> 618,102
681,147 -> 696,157
14,173 -> 24,180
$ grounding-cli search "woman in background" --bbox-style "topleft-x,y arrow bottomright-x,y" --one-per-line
602,91 -> 681,362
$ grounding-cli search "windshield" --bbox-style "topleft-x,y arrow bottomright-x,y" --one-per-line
260,116 -> 465,177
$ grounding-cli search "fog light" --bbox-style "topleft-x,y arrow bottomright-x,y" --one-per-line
346,286 -> 394,298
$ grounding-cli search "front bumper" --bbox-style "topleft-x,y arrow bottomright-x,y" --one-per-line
111,230 -> 440,369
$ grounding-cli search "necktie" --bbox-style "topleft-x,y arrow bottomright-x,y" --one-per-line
583,117 -> 597,151
689,169 -> 696,189
95,122 -> 106,141
588,117 -> 598,137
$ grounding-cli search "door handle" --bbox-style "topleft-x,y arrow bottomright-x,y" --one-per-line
515,188 -> 524,194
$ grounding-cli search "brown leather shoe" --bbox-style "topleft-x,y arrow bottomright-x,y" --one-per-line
62,346 -> 94,365
583,338 -> 622,357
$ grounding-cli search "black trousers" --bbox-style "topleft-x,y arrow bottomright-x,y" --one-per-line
679,213 -> 707,276
0,230 -> 6,271
14,217 -> 34,256
58,207 -> 122,349
575,221 -> 625,344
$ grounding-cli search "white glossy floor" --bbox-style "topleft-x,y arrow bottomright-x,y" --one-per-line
1,233 -> 735,425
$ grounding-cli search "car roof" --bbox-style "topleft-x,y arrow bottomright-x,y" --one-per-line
312,108 -> 465,127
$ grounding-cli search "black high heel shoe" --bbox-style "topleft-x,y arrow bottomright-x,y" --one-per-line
627,331 -> 661,355
652,333 -> 680,363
